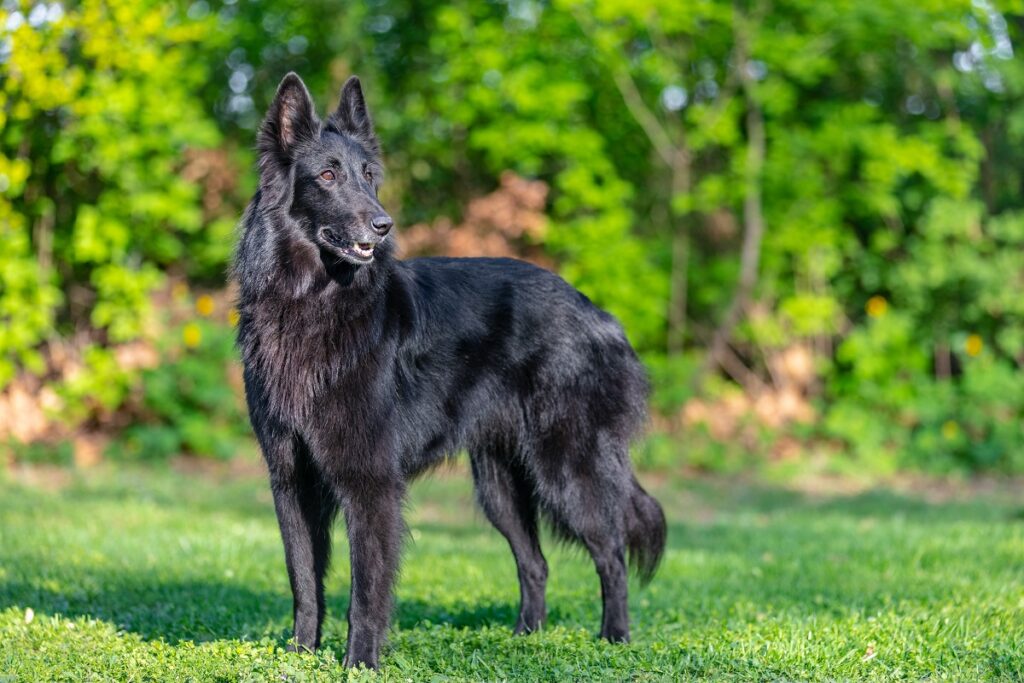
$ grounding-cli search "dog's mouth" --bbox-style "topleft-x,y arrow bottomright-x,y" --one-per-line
319,228 -> 376,264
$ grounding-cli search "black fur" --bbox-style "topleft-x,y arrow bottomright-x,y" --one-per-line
234,72 -> 667,669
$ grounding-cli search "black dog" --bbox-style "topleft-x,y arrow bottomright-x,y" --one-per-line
234,72 -> 666,669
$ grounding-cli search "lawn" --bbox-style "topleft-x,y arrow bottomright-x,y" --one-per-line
1,462 -> 1022,681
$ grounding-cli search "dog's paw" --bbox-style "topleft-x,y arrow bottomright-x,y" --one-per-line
599,626 -> 630,644
513,614 -> 545,635
342,653 -> 380,670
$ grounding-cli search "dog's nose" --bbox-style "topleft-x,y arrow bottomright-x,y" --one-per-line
370,215 -> 393,236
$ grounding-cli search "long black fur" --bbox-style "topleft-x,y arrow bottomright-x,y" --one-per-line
234,72 -> 667,669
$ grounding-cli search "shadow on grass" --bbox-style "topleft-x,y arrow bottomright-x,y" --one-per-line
0,577 -> 293,643
0,573 -> 563,646
2,471 -> 1020,649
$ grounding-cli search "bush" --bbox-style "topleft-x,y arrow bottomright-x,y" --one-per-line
0,0 -> 225,387
109,319 -> 251,462
4,0 -> 1024,475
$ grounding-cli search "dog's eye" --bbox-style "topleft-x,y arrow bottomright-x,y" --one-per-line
319,170 -> 336,182
363,168 -> 374,182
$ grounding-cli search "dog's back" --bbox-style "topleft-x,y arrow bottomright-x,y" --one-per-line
391,256 -> 647,471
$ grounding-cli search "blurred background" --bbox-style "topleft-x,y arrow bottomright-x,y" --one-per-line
1,0 -> 1023,478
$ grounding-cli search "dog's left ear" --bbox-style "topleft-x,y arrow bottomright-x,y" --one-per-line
331,76 -> 378,151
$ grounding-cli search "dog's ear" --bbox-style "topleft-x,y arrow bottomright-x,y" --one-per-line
259,72 -> 317,161
330,76 -> 379,152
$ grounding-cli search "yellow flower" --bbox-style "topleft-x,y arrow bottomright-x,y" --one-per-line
182,323 -> 202,349
866,296 -> 888,318
941,420 -> 959,441
196,294 -> 215,317
228,307 -> 240,327
965,334 -> 983,357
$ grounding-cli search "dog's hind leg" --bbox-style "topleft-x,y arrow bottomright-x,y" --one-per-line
583,531 -> 630,643
470,447 -> 548,633
532,433 -> 631,643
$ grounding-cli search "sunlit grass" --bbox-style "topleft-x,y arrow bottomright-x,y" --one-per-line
1,464 -> 1022,681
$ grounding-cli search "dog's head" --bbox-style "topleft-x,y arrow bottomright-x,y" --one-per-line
258,72 -> 392,268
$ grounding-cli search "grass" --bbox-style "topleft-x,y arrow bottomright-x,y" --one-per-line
1,462 -> 1023,681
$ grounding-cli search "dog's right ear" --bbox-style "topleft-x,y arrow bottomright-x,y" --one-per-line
259,73 -> 317,161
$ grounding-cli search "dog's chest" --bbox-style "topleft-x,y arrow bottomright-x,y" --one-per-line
243,301 -> 356,424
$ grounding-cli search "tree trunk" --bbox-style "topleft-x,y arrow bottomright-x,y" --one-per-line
693,23 -> 766,393
667,149 -> 691,355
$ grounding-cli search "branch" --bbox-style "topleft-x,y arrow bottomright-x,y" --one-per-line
689,320 -> 766,395
608,68 -> 678,167
571,8 -> 678,167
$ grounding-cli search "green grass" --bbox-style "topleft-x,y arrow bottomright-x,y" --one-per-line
1,463 -> 1023,681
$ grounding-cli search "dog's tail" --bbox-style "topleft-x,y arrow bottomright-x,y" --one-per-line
625,475 -> 667,585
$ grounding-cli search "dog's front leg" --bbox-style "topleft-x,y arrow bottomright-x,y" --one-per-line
339,478 -> 405,669
263,436 -> 337,653
246,391 -> 337,654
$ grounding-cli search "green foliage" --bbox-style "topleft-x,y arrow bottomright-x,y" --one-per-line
645,353 -> 700,414
55,345 -> 138,426
0,0 -> 221,383
3,0 -> 1024,473
1,467 -> 1023,680
4,439 -> 71,466
824,200 -> 1024,473
111,320 -> 250,461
